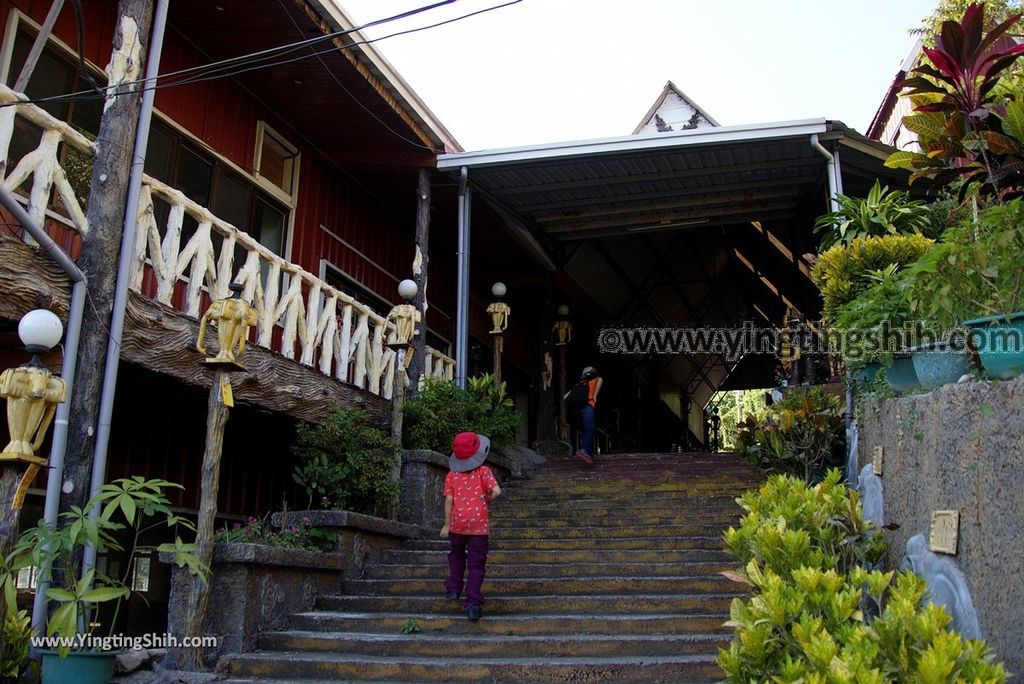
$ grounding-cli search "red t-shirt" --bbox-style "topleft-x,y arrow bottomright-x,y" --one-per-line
444,466 -> 499,535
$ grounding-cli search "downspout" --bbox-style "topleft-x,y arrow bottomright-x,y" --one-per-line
78,0 -> 169,580
811,135 -> 854,460
0,187 -> 87,636
811,134 -> 843,211
455,166 -> 470,388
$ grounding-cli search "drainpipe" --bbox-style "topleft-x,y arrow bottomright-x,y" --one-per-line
78,0 -> 169,581
455,166 -> 470,388
0,187 -> 86,636
811,134 -> 843,212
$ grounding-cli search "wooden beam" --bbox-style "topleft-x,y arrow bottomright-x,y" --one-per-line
0,234 -> 71,323
121,293 -> 388,425
553,209 -> 798,241
545,199 -> 800,234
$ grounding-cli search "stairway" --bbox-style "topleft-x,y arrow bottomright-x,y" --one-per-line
224,452 -> 760,683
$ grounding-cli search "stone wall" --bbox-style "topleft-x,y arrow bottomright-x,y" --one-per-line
857,375 -> 1024,674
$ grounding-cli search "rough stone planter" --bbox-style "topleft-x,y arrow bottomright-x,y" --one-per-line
163,543 -> 344,669
965,311 -> 1024,379
400,449 -> 449,532
271,509 -> 419,579
909,342 -> 971,390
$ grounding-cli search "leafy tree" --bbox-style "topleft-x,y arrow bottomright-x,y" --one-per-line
915,0 -> 1022,45
813,180 -> 933,250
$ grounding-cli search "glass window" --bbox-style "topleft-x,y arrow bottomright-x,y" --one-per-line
257,126 -> 297,197
131,555 -> 151,593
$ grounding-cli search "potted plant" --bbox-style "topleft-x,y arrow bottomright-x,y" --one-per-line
12,477 -> 205,683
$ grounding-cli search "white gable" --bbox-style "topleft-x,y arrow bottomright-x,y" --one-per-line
634,82 -> 718,135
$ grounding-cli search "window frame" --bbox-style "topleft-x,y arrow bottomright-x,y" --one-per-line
254,120 -> 300,206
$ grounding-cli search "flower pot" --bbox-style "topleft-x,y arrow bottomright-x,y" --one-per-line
964,312 -> 1024,379
852,362 -> 882,384
909,342 -> 971,390
883,355 -> 920,394
41,650 -> 117,684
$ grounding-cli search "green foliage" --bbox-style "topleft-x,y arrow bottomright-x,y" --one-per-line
814,180 -> 933,250
0,576 -> 32,682
11,477 -> 204,658
401,618 -> 420,634
812,234 -> 932,322
214,515 -> 336,552
402,376 -> 519,454
292,407 -> 399,516
724,470 -> 886,578
712,390 -> 768,451
904,198 -> 1024,327
733,388 -> 845,482
718,563 -> 1007,683
915,0 -> 1022,45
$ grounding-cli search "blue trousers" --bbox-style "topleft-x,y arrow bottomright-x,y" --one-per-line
580,404 -> 596,454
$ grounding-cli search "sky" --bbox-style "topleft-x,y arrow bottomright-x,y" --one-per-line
335,0 -> 938,152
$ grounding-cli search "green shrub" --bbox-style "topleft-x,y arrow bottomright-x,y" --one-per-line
812,234 -> 932,322
214,515 -> 336,552
292,407 -> 399,516
724,470 -> 885,579
718,563 -> 1007,683
1,576 -> 32,682
733,387 -> 845,482
402,375 -> 518,454
813,180 -> 933,250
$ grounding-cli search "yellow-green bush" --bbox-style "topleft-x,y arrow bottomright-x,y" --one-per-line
812,234 -> 932,322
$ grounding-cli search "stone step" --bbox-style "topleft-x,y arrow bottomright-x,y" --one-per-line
364,560 -> 733,579
402,535 -> 725,551
486,524 -> 735,539
226,651 -> 723,682
287,610 -> 731,636
345,575 -> 733,597
494,509 -> 742,524
258,629 -> 731,658
381,547 -> 733,565
316,593 -> 740,615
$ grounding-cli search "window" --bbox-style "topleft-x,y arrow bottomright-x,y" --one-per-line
130,554 -> 151,593
144,120 -> 290,259
255,122 -> 298,200
3,24 -> 105,215
15,565 -> 36,590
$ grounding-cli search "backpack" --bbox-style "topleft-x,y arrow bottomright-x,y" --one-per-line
564,381 -> 590,413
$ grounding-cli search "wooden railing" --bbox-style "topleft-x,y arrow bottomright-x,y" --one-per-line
0,85 -> 456,397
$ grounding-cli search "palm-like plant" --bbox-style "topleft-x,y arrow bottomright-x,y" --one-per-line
813,180 -> 932,249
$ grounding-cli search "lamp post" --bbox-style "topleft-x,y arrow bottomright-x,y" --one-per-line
173,283 -> 256,671
486,282 -> 509,388
386,279 -> 420,446
553,305 -> 572,439
0,309 -> 65,539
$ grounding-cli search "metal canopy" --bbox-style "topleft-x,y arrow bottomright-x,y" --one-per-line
438,119 -> 908,407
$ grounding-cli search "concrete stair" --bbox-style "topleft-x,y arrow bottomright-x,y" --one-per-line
224,451 -> 759,683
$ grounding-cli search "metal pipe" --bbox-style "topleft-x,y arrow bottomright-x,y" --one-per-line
455,166 -> 470,388
80,0 -> 169,580
810,134 -> 842,212
0,187 -> 87,638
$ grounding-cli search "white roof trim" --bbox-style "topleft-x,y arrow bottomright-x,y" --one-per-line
315,0 -> 462,152
438,119 -> 829,170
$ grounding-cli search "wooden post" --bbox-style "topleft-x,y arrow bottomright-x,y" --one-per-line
170,368 -> 230,670
492,334 -> 502,388
61,0 -> 155,514
389,348 -> 406,520
407,169 -> 431,395
558,345 -> 567,438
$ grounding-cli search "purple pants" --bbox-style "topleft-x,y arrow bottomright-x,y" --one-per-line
445,533 -> 489,608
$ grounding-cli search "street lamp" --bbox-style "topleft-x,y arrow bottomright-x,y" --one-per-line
1,309 -> 67,512
486,282 -> 510,387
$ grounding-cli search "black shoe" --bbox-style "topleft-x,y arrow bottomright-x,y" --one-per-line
445,591 -> 460,600
466,605 -> 482,621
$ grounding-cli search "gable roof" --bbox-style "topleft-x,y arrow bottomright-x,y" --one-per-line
632,80 -> 719,134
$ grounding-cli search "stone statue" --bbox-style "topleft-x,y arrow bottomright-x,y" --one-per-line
385,303 -> 421,348
541,351 -> 553,391
197,284 -> 258,368
0,365 -> 66,463
486,301 -> 511,334
553,320 -> 572,346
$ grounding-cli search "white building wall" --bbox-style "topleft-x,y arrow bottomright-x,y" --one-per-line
636,91 -> 715,134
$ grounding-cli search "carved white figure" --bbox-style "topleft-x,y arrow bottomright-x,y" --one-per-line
385,303 -> 421,347
197,286 -> 258,367
486,301 -> 511,334
553,320 -> 572,346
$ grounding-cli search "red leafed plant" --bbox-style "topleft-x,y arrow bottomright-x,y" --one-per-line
886,3 -> 1024,198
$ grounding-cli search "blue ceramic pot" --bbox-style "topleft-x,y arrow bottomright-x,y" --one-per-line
909,342 -> 971,390
852,362 -> 882,384
964,312 -> 1024,380
41,650 -> 117,684
883,355 -> 920,394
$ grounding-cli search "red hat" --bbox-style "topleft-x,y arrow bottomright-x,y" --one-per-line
449,432 -> 490,472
